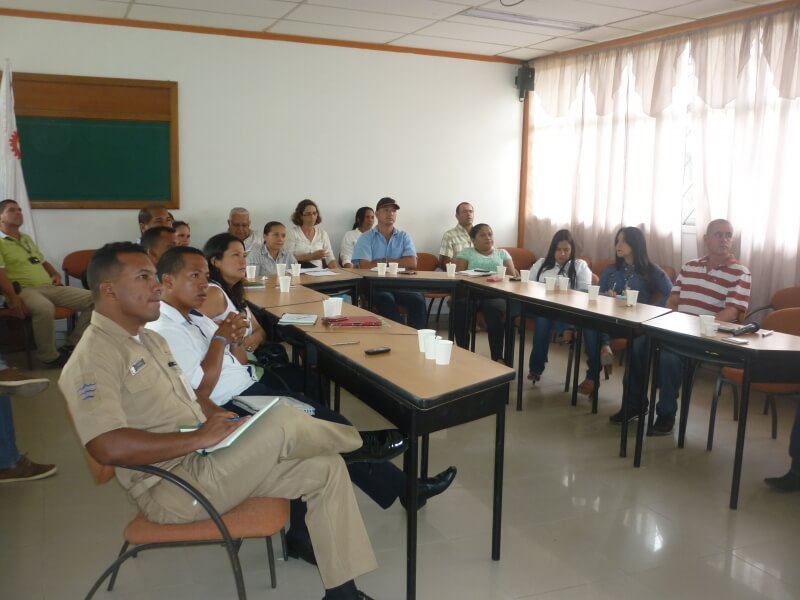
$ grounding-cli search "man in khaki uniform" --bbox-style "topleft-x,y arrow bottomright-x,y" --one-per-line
58,242 -> 377,600
0,199 -> 93,366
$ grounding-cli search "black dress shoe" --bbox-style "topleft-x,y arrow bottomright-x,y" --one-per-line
342,429 -> 407,464
765,471 -> 800,492
400,466 -> 457,510
321,591 -> 375,600
286,536 -> 317,565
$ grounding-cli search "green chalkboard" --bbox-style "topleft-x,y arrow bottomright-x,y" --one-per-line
17,116 -> 171,203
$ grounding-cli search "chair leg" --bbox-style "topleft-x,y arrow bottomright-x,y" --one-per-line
564,339 -> 575,393
266,536 -> 277,589
707,376 -> 724,451
768,395 -> 778,439
280,527 -> 288,561
425,298 -> 434,326
22,318 -> 34,370
732,384 -> 740,422
435,297 -> 445,324
106,541 -> 129,592
762,394 -> 770,415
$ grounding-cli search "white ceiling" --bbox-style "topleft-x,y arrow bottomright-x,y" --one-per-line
0,0 -> 787,60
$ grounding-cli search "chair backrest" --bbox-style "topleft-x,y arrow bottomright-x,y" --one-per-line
416,252 -> 439,272
772,287 -> 800,311
591,258 -> 614,278
62,249 -> 96,289
500,247 -> 535,271
578,255 -> 593,271
659,264 -> 677,283
762,307 -> 800,336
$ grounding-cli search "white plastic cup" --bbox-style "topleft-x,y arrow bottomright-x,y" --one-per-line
625,289 -> 639,307
495,265 -> 507,279
520,270 -> 530,283
323,297 -> 343,317
588,285 -> 600,301
417,329 -> 436,352
376,263 -> 387,276
435,339 -> 454,365
699,314 -> 715,335
245,265 -> 257,279
276,263 -> 287,277
545,276 -> 556,291
446,263 -> 456,278
557,276 -> 570,292
424,335 -> 441,359
388,262 -> 399,275
705,322 -> 720,336
291,263 -> 301,277
278,275 -> 291,292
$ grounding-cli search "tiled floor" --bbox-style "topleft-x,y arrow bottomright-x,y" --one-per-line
2,333 -> 800,600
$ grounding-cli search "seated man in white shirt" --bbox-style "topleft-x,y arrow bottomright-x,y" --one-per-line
227,207 -> 261,255
148,246 -> 457,564
439,202 -> 474,269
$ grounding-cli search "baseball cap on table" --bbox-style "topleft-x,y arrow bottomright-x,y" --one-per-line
376,197 -> 400,211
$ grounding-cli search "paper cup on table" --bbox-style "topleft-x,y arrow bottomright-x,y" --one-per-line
424,335 -> 441,359
705,322 -> 719,336
435,339 -> 454,365
245,265 -> 257,279
588,285 -> 600,301
625,289 -> 639,307
278,275 -> 291,292
388,262 -> 399,275
376,263 -> 387,276
545,276 -> 556,291
323,297 -> 343,317
698,314 -> 715,336
291,263 -> 301,277
495,265 -> 507,279
417,329 -> 436,352
446,263 -> 456,278
520,270 -> 530,283
276,263 -> 287,277
557,276 -> 570,292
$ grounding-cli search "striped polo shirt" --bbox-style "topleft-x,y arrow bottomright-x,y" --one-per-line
672,255 -> 751,317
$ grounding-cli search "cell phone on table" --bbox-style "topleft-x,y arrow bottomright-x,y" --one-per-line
509,276 -> 521,282
399,270 -> 417,275
365,347 -> 391,355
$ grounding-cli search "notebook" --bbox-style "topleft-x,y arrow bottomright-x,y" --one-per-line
323,315 -> 382,327
183,396 -> 281,454
278,313 -> 319,325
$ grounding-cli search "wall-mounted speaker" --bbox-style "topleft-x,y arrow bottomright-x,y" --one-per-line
515,65 -> 535,101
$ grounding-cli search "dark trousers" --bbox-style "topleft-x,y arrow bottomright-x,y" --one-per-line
228,381 -> 405,543
791,401 -> 800,473
374,290 -> 428,330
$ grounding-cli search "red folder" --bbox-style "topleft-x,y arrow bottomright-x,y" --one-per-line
323,316 -> 383,327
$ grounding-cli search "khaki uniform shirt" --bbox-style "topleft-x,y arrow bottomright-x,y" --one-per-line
59,311 -> 205,498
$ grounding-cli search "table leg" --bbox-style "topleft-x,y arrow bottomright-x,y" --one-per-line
570,328 -> 582,407
492,405 -> 505,560
619,331 -> 637,458
420,434 -> 429,479
730,361 -> 751,510
517,313 -> 526,411
677,359 -> 696,449
634,340 -> 656,467
333,383 -> 341,413
404,416 -> 419,600
447,288 -> 456,342
503,297 -> 515,367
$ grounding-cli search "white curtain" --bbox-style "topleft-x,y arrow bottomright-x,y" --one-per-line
525,7 -> 800,311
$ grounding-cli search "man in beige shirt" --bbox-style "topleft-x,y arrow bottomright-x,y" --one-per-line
59,242 -> 378,600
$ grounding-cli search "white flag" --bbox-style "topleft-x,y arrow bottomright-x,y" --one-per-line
0,59 -> 36,241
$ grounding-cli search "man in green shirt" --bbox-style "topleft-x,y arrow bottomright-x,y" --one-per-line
0,199 -> 93,367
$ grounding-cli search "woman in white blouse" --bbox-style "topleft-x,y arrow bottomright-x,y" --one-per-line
527,229 -> 592,383
285,199 -> 337,269
339,206 -> 375,268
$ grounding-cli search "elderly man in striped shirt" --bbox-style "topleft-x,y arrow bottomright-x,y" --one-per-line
610,219 -> 751,435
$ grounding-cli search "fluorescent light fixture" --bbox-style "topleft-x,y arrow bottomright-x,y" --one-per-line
460,7 -> 595,33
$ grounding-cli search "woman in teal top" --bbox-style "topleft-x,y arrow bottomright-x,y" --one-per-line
455,224 -> 518,361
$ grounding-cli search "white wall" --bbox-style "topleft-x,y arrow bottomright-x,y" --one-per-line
0,16 -> 523,268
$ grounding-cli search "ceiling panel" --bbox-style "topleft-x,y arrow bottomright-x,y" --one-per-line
0,0 -> 128,17
138,0 -> 297,20
478,0 -> 646,25
390,34 -> 518,55
612,12 -> 695,32
284,4 -> 434,33
414,21 -> 552,46
268,19 -> 401,43
129,4 -> 275,30
661,0 -> 756,19
498,47 -> 553,60
305,0 -> 464,20
578,0 -> 691,10
531,37 -> 595,52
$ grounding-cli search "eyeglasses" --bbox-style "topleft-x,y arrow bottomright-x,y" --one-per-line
302,211 -> 318,217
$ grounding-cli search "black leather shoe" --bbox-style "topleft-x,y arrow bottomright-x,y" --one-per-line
400,466 -> 457,510
287,536 -> 317,565
321,591 -> 375,600
342,429 -> 407,464
647,415 -> 675,436
765,471 -> 800,492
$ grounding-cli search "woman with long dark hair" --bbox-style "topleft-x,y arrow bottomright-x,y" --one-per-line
199,232 -> 266,356
339,206 -> 375,268
526,229 -> 592,382
579,226 -> 672,395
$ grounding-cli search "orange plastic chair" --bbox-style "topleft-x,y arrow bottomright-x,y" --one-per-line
500,247 -> 535,271
745,286 -> 800,323
62,249 -> 96,289
77,450 -> 289,599
707,307 -> 800,450
417,252 -> 449,325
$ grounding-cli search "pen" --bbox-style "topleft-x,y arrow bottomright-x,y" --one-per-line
330,340 -> 360,346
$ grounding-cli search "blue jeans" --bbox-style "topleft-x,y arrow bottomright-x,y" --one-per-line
0,395 -> 19,469
790,402 -> 800,473
528,317 -> 570,375
374,291 -> 428,330
624,337 -> 684,417
582,329 -> 609,381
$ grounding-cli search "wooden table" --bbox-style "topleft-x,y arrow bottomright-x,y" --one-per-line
244,280 -> 329,308
305,330 -> 515,600
263,300 -> 417,336
291,269 -> 362,299
640,311 -> 800,508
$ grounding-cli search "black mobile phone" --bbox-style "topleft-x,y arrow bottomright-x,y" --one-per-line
399,270 -> 417,275
509,276 -> 522,282
365,347 -> 391,355
732,323 -> 759,336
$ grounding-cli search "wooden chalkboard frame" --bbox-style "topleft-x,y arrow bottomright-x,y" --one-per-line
10,72 -> 179,209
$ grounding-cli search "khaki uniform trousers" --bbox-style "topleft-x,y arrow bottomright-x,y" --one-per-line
136,405 -> 378,590
18,284 -> 93,362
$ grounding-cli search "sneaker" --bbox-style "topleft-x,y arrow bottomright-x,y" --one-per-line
0,455 -> 57,483
0,369 -> 50,397
42,351 -> 70,368
577,378 -> 595,396
609,406 -> 646,424
527,372 -> 541,384
648,415 -> 675,436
